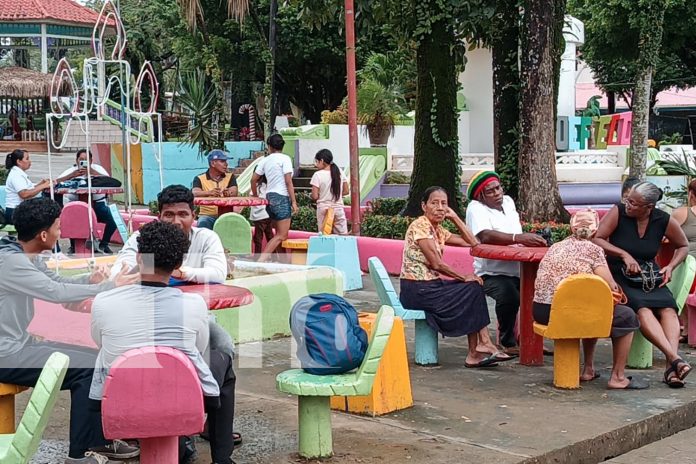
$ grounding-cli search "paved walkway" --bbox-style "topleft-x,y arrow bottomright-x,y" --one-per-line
606,426 -> 696,463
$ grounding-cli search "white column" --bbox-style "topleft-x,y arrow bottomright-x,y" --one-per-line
40,24 -> 48,73
558,16 -> 585,118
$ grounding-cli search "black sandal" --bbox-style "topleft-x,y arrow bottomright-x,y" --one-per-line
672,358 -> 692,381
664,365 -> 685,388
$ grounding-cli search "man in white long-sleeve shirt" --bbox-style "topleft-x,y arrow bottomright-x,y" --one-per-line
111,184 -> 227,284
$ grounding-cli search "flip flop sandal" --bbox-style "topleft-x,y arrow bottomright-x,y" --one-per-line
465,354 -> 500,368
607,376 -> 649,390
664,365 -> 685,388
580,372 -> 601,382
672,358 -> 692,381
489,351 -> 515,362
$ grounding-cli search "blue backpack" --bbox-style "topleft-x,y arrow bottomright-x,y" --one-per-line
290,293 -> 368,375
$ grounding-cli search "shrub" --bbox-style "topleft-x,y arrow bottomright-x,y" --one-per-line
291,206 -> 318,232
361,214 -> 413,239
522,221 -> 571,244
148,200 -> 159,215
295,191 -> 314,208
383,171 -> 411,184
320,107 -> 348,124
0,167 -> 7,185
368,197 -> 407,216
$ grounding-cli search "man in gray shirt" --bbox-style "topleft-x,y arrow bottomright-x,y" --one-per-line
0,197 -> 139,464
92,221 -> 237,464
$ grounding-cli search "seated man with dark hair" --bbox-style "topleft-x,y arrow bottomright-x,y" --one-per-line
91,221 -> 237,464
0,197 -> 139,464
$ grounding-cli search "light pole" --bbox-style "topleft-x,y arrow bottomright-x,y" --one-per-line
345,0 -> 360,234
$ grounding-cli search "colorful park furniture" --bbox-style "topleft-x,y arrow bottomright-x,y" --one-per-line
281,208 -> 335,264
0,353 -> 69,464
307,235 -> 363,291
628,255 -> 696,368
368,256 -> 438,365
330,311 -> 413,416
59,201 -> 100,254
213,212 -> 253,256
276,305 -> 395,459
533,274 -> 613,389
193,196 -> 268,216
0,384 -> 27,434
101,347 -> 205,464
470,244 -> 549,366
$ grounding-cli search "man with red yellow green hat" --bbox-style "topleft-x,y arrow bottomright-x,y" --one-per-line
465,170 -> 547,355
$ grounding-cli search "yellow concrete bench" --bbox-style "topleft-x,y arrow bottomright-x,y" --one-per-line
282,208 -> 335,265
330,312 -> 413,416
533,274 -> 613,389
0,383 -> 28,433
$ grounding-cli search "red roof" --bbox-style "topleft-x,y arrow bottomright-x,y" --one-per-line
0,0 -> 107,26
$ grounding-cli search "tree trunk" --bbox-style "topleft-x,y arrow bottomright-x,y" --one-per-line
404,18 -> 461,216
518,0 -> 569,222
492,0 -> 521,201
607,91 -> 616,114
629,3 -> 667,179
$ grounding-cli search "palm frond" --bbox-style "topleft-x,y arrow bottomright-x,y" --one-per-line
227,0 -> 250,22
176,0 -> 205,30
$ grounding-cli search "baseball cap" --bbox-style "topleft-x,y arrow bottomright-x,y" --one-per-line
207,149 -> 230,163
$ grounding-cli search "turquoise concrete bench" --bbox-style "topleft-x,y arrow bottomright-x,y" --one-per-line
628,255 -> 696,368
276,305 -> 394,459
368,257 -> 438,365
0,352 -> 69,464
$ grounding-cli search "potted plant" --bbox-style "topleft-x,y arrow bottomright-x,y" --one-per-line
357,78 -> 407,146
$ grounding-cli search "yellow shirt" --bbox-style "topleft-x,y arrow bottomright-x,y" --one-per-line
400,216 -> 452,281
192,170 -> 237,217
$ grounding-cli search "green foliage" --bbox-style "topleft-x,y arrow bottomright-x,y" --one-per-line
522,221 -> 572,244
659,133 -> 683,146
295,191 -> 314,207
148,200 -> 159,215
0,167 -> 7,185
357,77 -> 407,139
368,197 -> 407,216
361,214 -> 413,239
320,106 -> 348,124
568,0 -> 694,101
176,70 -> 220,156
358,51 -> 417,109
291,206 -> 318,232
383,171 -> 411,185
581,96 -> 602,118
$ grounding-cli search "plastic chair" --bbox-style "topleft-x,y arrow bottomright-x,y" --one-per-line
0,352 -> 70,464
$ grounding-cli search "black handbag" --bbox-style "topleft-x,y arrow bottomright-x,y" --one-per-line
622,260 -> 663,292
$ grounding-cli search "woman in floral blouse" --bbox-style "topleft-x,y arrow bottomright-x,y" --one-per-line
533,210 -> 646,389
399,186 -> 514,368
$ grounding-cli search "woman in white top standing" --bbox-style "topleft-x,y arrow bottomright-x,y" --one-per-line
310,149 -> 349,234
251,133 -> 298,261
4,149 -> 51,224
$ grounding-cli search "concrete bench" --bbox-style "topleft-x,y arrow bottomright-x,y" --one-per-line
368,257 -> 438,365
276,305 -> 394,459
533,274 -> 613,389
213,212 -> 252,255
101,346 -> 205,464
282,208 -> 335,264
60,202 -> 101,254
0,352 -> 69,463
0,383 -> 27,434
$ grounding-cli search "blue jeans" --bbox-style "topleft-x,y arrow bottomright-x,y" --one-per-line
198,215 -> 217,230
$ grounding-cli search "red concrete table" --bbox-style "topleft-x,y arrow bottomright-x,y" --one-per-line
53,187 -> 124,203
65,283 -> 254,313
470,244 -> 548,366
194,197 -> 268,215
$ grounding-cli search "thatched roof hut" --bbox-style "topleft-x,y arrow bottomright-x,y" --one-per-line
0,67 -> 55,98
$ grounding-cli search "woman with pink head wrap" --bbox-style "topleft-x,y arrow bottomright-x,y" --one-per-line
533,209 -> 647,389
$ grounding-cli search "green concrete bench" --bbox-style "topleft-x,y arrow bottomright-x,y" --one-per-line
628,255 -> 696,368
0,352 -> 69,463
276,305 -> 395,459
368,257 -> 438,365
213,212 -> 252,256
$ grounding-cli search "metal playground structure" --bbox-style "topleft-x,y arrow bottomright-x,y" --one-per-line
45,0 -> 163,258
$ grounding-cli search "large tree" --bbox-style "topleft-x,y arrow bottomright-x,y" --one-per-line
517,0 -> 569,222
569,0 -> 692,178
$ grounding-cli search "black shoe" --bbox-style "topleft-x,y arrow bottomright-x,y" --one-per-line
99,243 -> 113,255
67,247 -> 75,255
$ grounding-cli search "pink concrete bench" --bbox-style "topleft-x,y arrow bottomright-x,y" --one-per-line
60,202 -> 102,254
101,346 -> 205,464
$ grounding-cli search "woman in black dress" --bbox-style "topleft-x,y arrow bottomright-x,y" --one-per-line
595,181 -> 691,387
